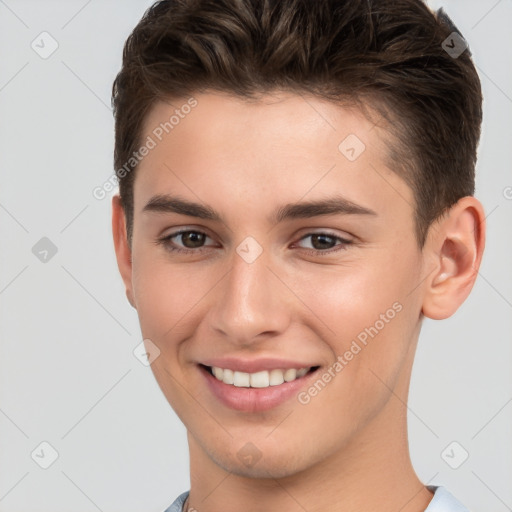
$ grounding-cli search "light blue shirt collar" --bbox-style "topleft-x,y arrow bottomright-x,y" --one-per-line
163,485 -> 469,512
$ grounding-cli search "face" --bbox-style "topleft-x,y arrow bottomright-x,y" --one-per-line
121,91 -> 429,478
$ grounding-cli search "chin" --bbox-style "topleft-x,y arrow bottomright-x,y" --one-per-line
209,443 -> 315,480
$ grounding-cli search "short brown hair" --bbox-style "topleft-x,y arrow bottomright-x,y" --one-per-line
111,0 -> 482,247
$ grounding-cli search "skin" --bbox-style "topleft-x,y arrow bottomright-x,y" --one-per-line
112,91 -> 485,512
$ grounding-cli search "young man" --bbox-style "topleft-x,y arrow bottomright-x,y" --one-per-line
111,1 -> 485,511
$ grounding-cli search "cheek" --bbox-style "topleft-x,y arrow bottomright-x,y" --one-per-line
131,254 -> 205,343
300,265 -> 403,342
295,249 -> 421,373
283,263 -> 417,447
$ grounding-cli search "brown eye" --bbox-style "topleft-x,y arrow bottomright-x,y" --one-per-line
309,234 -> 337,250
179,231 -> 207,248
295,232 -> 353,255
157,229 -> 214,254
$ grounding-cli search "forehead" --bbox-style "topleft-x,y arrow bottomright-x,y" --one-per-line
142,90 -> 385,157
133,90 -> 414,226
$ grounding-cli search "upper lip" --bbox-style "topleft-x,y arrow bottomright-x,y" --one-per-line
200,357 -> 318,374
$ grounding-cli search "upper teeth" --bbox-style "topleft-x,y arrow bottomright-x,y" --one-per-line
211,366 -> 310,387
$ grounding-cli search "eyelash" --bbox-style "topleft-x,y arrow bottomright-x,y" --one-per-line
156,229 -> 353,256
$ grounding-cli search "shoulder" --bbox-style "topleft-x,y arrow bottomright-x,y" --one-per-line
162,490 -> 190,512
425,485 -> 471,512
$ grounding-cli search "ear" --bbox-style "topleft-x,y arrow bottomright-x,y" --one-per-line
421,196 -> 486,320
112,195 -> 136,309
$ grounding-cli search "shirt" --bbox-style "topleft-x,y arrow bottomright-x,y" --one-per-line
162,485 -> 470,512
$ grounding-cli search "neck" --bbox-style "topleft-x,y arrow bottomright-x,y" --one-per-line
186,406 -> 433,512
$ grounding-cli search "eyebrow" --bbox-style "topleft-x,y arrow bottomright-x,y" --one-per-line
142,194 -> 377,223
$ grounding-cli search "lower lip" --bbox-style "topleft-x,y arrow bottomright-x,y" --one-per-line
199,365 -> 319,412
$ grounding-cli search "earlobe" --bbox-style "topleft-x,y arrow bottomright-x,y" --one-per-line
421,197 -> 486,320
111,195 -> 136,309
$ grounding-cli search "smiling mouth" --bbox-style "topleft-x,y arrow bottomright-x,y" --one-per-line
200,364 -> 320,388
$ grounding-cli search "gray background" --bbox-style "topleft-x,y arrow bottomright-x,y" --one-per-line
0,1 -> 510,511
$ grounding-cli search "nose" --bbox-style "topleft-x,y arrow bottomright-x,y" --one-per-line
208,243 -> 292,346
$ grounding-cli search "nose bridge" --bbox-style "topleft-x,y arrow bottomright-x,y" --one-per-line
211,240 -> 290,343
